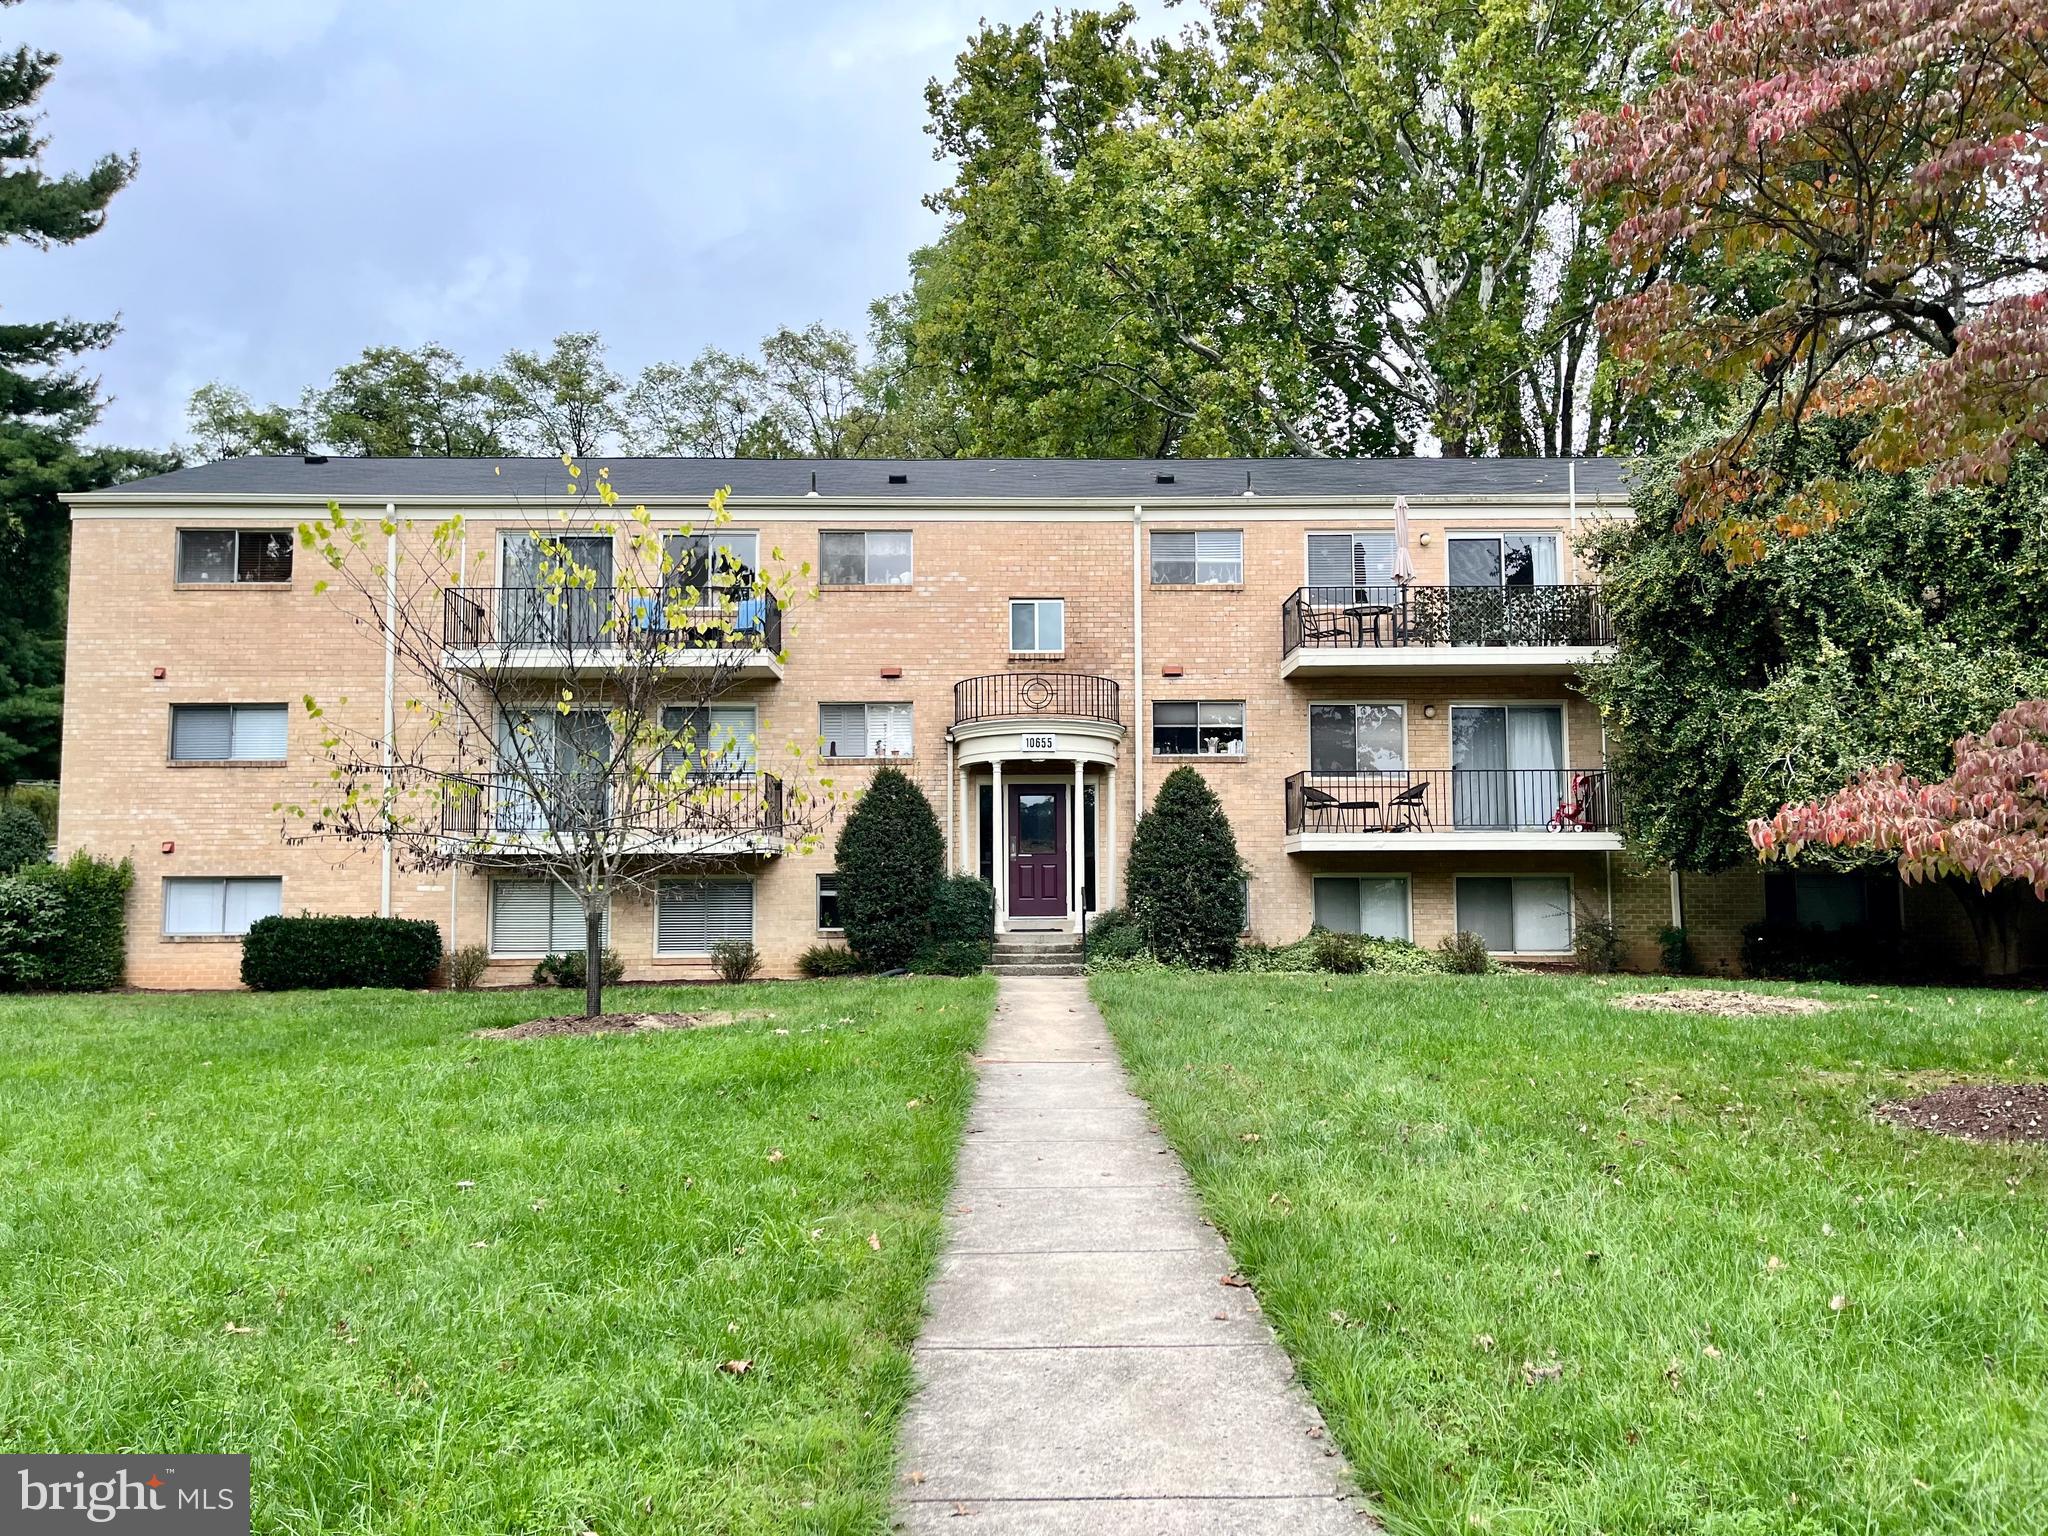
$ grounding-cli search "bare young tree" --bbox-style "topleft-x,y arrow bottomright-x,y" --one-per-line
284,460 -> 835,1019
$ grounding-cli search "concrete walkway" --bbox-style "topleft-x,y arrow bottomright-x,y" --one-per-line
892,975 -> 1374,1533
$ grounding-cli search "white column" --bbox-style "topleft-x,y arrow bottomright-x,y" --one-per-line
1070,759 -> 1084,927
992,757 -> 1006,934
959,765 -> 971,876
1106,762 -> 1119,910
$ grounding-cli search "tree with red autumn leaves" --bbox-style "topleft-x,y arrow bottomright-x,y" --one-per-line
1751,700 -> 2048,973
1576,0 -> 2048,559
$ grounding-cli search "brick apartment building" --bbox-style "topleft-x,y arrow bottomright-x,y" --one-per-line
60,455 -> 1785,988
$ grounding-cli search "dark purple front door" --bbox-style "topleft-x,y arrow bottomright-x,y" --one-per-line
1007,784 -> 1068,917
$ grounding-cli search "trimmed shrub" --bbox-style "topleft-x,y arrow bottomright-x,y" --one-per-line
0,880 -> 63,990
241,914 -> 443,991
1655,924 -> 1694,975
711,939 -> 762,984
2,783 -> 57,841
1436,930 -> 1496,974
914,938 -> 990,976
1573,911 -> 1625,974
0,803 -> 48,874
1125,766 -> 1245,969
798,943 -> 867,978
1236,931 -> 1447,976
448,943 -> 490,991
7,851 -> 132,991
930,875 -> 995,943
835,765 -> 945,969
1083,907 -> 1146,964
534,947 -> 625,989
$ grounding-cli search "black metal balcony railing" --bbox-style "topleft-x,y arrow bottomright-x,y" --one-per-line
1281,584 -> 1612,654
442,585 -> 782,656
954,673 -> 1122,726
1284,768 -> 1617,835
438,770 -> 785,844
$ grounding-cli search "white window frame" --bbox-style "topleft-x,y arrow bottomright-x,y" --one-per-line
1447,700 -> 1572,770
1306,701 -> 1409,773
1151,700 -> 1247,757
654,876 -> 757,957
1311,874 -> 1413,942
661,703 -> 758,776
820,529 -> 913,587
820,701 -> 914,760
1453,873 -> 1576,955
1444,530 -> 1564,588
1151,529 -> 1244,586
1303,530 -> 1397,602
1008,597 -> 1066,655
488,877 -> 609,958
816,872 -> 842,934
661,528 -> 760,588
161,876 -> 282,937
175,528 -> 294,586
168,703 -> 289,764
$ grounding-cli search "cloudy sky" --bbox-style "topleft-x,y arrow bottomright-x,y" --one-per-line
2,0 -> 1099,452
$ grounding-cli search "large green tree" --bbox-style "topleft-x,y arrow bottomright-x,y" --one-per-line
1581,418 -> 2048,873
0,3 -> 171,783
898,0 -> 1671,458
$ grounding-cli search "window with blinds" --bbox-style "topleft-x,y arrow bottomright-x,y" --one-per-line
169,704 -> 288,762
1305,532 -> 1397,604
490,879 -> 609,955
661,705 -> 757,774
656,878 -> 755,955
1151,530 -> 1243,585
161,876 -> 282,936
820,701 -> 913,759
176,529 -> 294,585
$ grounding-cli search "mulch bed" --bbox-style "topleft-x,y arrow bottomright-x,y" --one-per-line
1613,989 -> 1831,1018
475,1010 -> 760,1040
1874,1081 -> 2048,1144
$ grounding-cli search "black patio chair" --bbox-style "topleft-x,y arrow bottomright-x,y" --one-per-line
1383,780 -> 1433,832
1302,783 -> 1381,831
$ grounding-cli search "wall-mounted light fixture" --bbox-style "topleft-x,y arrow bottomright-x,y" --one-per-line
1422,704 -> 1437,719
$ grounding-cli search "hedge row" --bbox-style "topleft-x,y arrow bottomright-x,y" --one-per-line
241,914 -> 443,991
0,851 -> 133,992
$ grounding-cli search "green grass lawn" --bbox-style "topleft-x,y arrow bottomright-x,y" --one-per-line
0,977 -> 992,1535
1092,971 -> 2048,1536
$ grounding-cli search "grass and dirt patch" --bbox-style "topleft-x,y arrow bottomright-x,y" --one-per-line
0,976 -> 992,1534
1092,970 -> 2048,1534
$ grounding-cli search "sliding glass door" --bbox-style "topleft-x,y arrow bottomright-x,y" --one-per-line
1450,705 -> 1564,828
1446,533 -> 1561,644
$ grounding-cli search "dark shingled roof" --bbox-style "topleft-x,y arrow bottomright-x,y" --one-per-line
94,455 -> 1635,501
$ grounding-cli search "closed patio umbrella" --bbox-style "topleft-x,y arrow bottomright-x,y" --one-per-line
1391,495 -> 1416,585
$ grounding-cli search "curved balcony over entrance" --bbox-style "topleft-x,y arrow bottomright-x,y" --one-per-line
954,672 -> 1121,727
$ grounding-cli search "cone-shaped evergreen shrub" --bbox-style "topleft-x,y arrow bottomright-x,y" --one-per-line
1125,765 -> 1245,968
834,765 -> 945,969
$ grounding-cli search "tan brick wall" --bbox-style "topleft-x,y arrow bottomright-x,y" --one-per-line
63,498 -> 1761,988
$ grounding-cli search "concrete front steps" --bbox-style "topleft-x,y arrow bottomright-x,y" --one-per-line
988,930 -> 1085,977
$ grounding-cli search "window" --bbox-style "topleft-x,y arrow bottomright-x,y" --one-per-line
1309,704 -> 1405,773
169,703 -> 287,763
1009,598 -> 1065,654
1238,876 -> 1252,933
1450,705 -> 1564,828
499,533 -> 613,646
1305,531 -> 1396,605
1455,876 -> 1572,953
176,529 -> 292,585
656,878 -> 754,955
1152,530 -> 1243,585
820,530 -> 912,586
662,705 -> 756,775
820,701 -> 913,759
491,879 -> 608,955
1447,533 -> 1561,588
162,876 -> 281,937
1312,876 -> 1410,941
817,873 -> 842,932
1152,701 -> 1245,756
662,530 -> 759,590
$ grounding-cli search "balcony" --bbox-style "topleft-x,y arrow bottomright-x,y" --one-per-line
954,673 -> 1122,726
438,770 -> 786,857
441,586 -> 784,680
1280,585 -> 1613,677
1283,768 -> 1622,851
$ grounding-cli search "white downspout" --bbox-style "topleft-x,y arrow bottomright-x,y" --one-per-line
1567,460 -> 1579,582
1130,505 -> 1144,815
381,508 -> 397,918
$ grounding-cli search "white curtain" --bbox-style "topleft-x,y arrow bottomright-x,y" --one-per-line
1506,707 -> 1564,828
1512,878 -> 1573,951
1451,707 -> 1507,827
